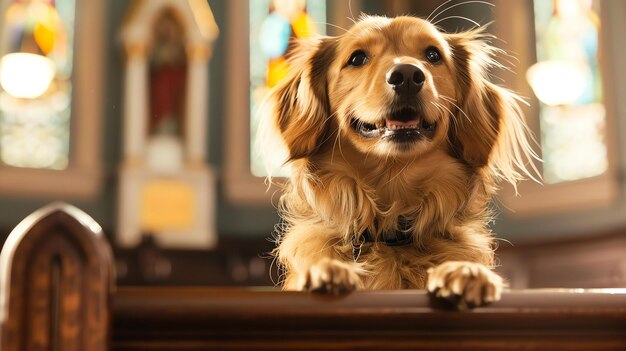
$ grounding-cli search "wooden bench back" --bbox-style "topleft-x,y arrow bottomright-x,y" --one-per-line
1,203 -> 625,350
0,202 -> 114,351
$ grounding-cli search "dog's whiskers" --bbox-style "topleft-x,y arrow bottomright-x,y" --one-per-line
348,0 -> 357,24
430,1 -> 495,23
437,102 -> 461,130
431,101 -> 461,142
430,101 -> 454,129
426,0 -> 454,22
431,100 -> 454,123
316,21 -> 351,34
434,15 -> 481,28
440,95 -> 472,124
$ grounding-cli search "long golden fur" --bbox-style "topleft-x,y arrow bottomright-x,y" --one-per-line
262,15 -> 537,307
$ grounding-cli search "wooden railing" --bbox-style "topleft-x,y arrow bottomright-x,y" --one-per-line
112,287 -> 626,350
1,203 -> 626,350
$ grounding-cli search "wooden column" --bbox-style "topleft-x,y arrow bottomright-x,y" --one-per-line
0,203 -> 114,351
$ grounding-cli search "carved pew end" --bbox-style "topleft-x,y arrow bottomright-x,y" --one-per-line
0,202 -> 114,351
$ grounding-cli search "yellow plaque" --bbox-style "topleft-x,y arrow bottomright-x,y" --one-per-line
140,180 -> 195,232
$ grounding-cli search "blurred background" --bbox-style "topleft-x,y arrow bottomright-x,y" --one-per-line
0,0 -> 624,289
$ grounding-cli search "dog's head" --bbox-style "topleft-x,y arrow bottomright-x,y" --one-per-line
264,15 -> 536,185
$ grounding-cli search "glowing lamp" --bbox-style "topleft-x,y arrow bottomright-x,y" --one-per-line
0,53 -> 55,99
526,60 -> 587,106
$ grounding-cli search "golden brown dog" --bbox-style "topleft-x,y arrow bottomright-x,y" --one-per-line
262,15 -> 537,308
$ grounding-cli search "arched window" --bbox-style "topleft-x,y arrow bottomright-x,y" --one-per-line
494,0 -> 625,238
0,0 -> 105,197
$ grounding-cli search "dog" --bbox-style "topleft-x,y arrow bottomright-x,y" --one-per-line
261,15 -> 537,308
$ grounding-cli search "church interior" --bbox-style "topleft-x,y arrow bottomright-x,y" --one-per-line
0,0 -> 624,349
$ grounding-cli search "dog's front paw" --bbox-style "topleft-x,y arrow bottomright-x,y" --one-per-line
299,258 -> 360,294
427,261 -> 504,309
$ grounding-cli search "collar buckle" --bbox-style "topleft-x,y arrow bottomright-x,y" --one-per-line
351,233 -> 365,262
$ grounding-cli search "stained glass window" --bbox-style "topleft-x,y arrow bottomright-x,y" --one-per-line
249,0 -> 326,176
0,0 -> 75,170
528,0 -> 606,184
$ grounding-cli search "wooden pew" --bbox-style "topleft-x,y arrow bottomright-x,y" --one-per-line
1,204 -> 626,350
0,202 -> 114,351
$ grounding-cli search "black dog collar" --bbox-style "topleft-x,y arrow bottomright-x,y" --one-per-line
351,217 -> 414,261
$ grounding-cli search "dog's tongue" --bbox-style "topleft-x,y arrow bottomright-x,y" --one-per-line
386,119 -> 418,129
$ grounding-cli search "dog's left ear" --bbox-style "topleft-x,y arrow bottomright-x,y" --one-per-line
446,29 -> 538,186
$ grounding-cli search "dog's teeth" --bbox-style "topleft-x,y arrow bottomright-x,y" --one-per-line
387,121 -> 419,130
396,124 -> 416,130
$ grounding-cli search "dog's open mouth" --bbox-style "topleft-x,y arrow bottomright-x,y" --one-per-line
350,108 -> 437,142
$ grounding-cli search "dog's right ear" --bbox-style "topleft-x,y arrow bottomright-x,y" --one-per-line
266,37 -> 337,161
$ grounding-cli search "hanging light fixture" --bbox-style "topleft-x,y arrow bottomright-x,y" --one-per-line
526,60 -> 587,106
0,52 -> 55,99
0,0 -> 60,100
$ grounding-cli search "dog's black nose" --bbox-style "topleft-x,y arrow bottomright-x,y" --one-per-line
386,64 -> 425,95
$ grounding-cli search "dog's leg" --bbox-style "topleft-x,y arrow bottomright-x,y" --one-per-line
426,261 -> 505,309
278,222 -> 363,293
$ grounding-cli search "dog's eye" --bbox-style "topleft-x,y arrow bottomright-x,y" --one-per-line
348,50 -> 368,67
425,47 -> 442,64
